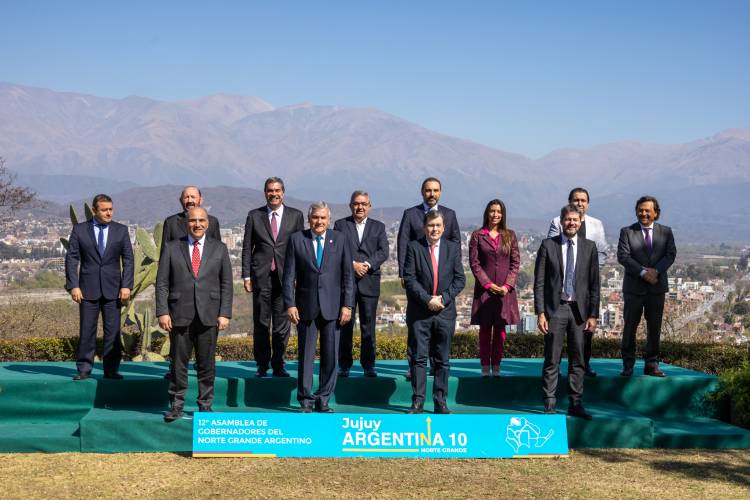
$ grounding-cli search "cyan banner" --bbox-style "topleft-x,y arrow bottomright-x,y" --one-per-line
193,413 -> 568,458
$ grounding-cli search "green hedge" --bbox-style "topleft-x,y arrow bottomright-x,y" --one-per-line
1,333 -> 746,375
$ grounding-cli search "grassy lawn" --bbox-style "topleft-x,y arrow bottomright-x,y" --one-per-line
0,449 -> 748,498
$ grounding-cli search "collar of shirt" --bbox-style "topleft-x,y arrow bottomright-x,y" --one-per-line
355,217 -> 367,226
422,202 -> 439,213
187,234 -> 206,246
640,223 -> 654,231
267,204 -> 284,219
561,234 -> 578,246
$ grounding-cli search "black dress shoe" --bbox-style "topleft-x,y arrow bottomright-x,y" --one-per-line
568,404 -> 593,420
407,403 -> 424,414
164,408 -> 184,422
585,367 -> 597,377
620,367 -> 634,377
255,369 -> 267,378
73,373 -> 90,381
104,373 -> 124,380
198,406 -> 213,413
644,367 -> 666,377
433,403 -> 451,414
543,403 -> 556,414
316,405 -> 335,413
363,369 -> 377,378
272,369 -> 290,378
163,372 -> 171,380
338,370 -> 350,378
299,406 -> 313,413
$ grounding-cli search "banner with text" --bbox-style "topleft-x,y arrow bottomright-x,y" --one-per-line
193,413 -> 568,458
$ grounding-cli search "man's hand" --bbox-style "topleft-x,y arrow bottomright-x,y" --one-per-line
217,316 -> 230,331
584,317 -> 598,332
353,261 -> 369,278
339,307 -> 352,325
287,307 -> 300,325
243,279 -> 253,293
428,296 -> 444,312
119,288 -> 131,301
70,287 -> 83,304
537,313 -> 549,335
158,314 -> 172,333
400,278 -> 406,289
643,268 -> 659,285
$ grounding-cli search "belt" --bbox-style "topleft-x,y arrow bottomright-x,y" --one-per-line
560,299 -> 576,305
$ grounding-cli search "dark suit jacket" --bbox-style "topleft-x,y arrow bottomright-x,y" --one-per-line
160,211 -> 221,254
282,229 -> 354,321
65,220 -> 134,301
333,216 -> 389,297
617,222 -> 676,295
403,238 -> 466,321
534,236 -> 600,321
397,204 -> 461,277
155,237 -> 233,327
242,205 -> 305,289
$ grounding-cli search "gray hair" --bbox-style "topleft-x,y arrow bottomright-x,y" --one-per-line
560,204 -> 582,220
308,201 -> 331,218
349,190 -> 370,204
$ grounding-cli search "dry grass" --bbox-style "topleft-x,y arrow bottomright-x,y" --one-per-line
0,449 -> 748,499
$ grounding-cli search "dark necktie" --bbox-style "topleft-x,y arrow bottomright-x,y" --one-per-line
564,239 -> 575,299
270,212 -> 279,271
192,240 -> 201,277
95,223 -> 107,256
315,235 -> 324,268
644,227 -> 653,254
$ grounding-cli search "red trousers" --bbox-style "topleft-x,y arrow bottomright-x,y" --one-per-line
479,322 -> 506,366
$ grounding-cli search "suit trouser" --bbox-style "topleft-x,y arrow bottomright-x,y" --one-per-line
76,297 -> 121,375
252,270 -> 291,372
583,330 -> 594,370
408,315 -> 454,406
338,291 -> 378,371
621,292 -> 665,369
297,316 -> 340,408
542,303 -> 585,406
168,316 -> 218,410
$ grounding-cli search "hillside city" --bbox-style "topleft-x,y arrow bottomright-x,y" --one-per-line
1,212 -> 748,346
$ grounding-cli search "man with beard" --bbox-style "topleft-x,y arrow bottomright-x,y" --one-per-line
161,186 -> 221,251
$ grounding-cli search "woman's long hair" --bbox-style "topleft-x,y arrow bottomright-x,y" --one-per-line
482,199 -> 511,255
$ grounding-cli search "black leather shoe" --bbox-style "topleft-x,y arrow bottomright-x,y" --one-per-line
363,369 -> 377,378
163,372 -> 171,380
164,408 -> 184,422
299,406 -> 313,413
433,403 -> 451,414
568,404 -> 593,420
543,403 -> 556,414
104,373 -> 123,380
198,406 -> 213,413
644,366 -> 666,377
338,370 -> 350,378
316,405 -> 334,413
585,367 -> 597,377
255,369 -> 267,378
73,373 -> 90,381
620,367 -> 634,377
407,403 -> 424,414
272,369 -> 290,378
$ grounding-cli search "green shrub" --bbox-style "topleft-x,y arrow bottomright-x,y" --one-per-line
712,361 -> 750,429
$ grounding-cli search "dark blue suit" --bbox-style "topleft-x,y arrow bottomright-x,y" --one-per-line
397,204 -> 461,278
283,229 -> 354,407
403,238 -> 465,407
333,216 -> 389,372
65,220 -> 134,375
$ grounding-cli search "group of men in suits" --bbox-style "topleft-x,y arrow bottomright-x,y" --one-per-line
64,178 -> 676,419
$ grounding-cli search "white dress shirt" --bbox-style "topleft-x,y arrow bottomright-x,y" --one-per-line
187,234 -> 206,260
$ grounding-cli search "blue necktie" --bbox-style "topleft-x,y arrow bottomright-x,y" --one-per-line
95,223 -> 107,256
564,239 -> 575,298
315,235 -> 324,268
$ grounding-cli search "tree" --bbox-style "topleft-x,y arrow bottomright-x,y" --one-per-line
0,157 -> 35,212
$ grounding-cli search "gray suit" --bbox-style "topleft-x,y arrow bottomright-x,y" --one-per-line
156,236 -> 233,410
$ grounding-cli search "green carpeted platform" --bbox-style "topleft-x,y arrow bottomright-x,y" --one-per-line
1,359 -> 747,453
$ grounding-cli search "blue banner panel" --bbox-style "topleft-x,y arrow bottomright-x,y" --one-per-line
193,413 -> 568,458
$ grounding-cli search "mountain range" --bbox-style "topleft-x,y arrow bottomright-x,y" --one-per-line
1,82 -> 748,241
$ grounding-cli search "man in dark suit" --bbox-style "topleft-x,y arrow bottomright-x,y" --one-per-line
397,177 -> 461,380
534,204 -> 600,420
334,191 -> 389,378
65,194 -> 134,380
156,207 -> 233,421
618,195 -> 676,377
403,210 -> 465,414
283,202 -> 354,412
242,177 -> 305,377
161,186 -> 221,252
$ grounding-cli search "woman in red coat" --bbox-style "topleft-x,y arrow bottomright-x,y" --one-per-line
469,199 -> 521,377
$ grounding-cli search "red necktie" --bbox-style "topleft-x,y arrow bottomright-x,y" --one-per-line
430,244 -> 439,296
192,240 -> 201,277
271,211 -> 278,272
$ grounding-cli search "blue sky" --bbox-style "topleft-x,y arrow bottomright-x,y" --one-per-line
1,0 -> 748,157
